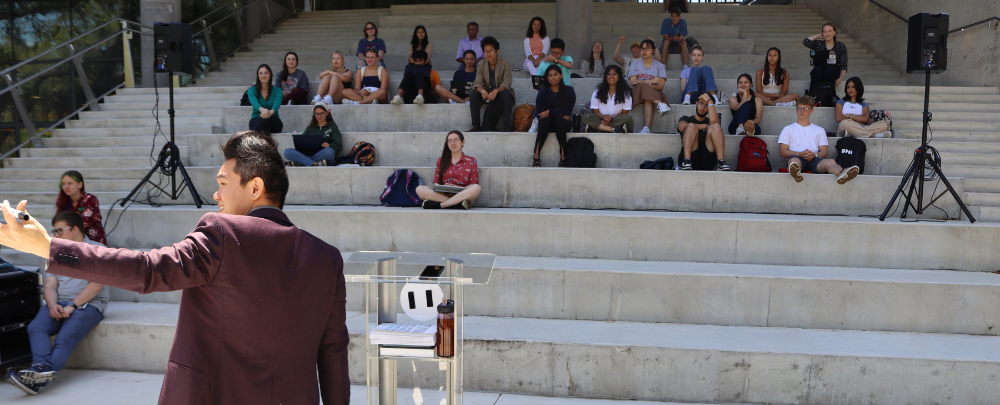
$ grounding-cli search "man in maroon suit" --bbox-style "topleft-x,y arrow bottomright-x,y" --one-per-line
0,131 -> 350,405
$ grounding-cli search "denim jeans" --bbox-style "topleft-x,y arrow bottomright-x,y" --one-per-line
27,301 -> 104,371
684,66 -> 718,95
284,147 -> 336,166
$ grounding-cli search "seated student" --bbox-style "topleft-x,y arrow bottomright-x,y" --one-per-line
780,95 -> 859,184
357,21 -> 387,68
677,93 -> 730,171
342,50 -> 389,105
680,46 -> 721,105
727,73 -> 763,135
5,211 -> 110,395
628,39 -> 671,134
660,8 -> 690,68
247,64 -> 283,134
803,23 -> 848,91
55,170 -> 106,246
436,50 -> 478,104
667,0 -> 688,13
532,65 -> 577,167
470,36 -> 515,132
313,51 -> 354,105
416,131 -> 481,209
613,36 -> 660,78
579,41 -> 608,79
391,50 -> 441,105
756,47 -> 799,107
408,25 -> 434,65
283,103 -> 343,166
836,77 -> 891,138
523,17 -> 550,76
582,64 -> 634,133
535,38 -> 573,86
456,22 -> 483,66
275,52 -> 309,105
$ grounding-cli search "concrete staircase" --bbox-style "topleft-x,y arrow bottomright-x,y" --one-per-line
3,3 -> 1000,404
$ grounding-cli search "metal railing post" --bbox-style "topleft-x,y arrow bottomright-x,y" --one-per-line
4,74 -> 42,148
263,0 -> 276,34
122,21 -> 136,88
287,0 -> 298,17
201,20 -> 221,72
68,45 -> 101,111
233,3 -> 250,52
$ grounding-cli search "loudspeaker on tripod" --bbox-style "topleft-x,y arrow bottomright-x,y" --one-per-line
906,13 -> 948,73
154,23 -> 194,75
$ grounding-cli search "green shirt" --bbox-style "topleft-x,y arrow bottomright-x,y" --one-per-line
303,120 -> 343,156
247,85 -> 283,119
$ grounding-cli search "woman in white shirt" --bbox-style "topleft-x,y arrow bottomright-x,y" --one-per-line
523,17 -> 550,75
581,65 -> 634,133
836,77 -> 890,138
755,47 -> 799,106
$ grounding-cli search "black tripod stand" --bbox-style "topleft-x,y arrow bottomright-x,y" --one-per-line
879,68 -> 974,223
123,71 -> 204,208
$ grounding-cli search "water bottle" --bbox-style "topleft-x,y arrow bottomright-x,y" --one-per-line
436,298 -> 455,358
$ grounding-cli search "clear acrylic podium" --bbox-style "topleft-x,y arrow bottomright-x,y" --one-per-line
345,252 -> 496,405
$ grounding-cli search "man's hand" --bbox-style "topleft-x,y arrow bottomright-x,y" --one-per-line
488,89 -> 499,101
618,35 -> 626,44
802,150 -> 816,160
0,200 -> 52,259
48,304 -> 64,319
698,93 -> 713,105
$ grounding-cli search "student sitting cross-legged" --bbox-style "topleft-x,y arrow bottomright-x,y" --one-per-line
436,50 -> 478,104
416,131 -> 482,210
342,49 -> 389,105
727,73 -> 763,136
836,77 -> 891,138
780,95 -> 859,184
677,93 -> 730,171
6,211 -> 110,396
581,64 -> 634,133
391,50 -> 441,105
283,103 -> 343,166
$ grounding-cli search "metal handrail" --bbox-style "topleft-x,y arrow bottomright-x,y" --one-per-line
0,18 -> 148,79
189,0 -> 249,26
867,0 -> 908,23
950,16 -> 1000,33
194,0 -> 264,37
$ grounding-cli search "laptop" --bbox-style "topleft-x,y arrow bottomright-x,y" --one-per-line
531,75 -> 545,90
450,80 -> 473,98
292,134 -> 325,157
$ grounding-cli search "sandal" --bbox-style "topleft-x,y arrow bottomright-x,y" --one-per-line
558,159 -> 567,167
532,156 -> 541,167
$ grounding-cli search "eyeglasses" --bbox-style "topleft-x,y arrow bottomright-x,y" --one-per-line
314,111 -> 328,115
366,26 -> 375,30
447,138 -> 462,143
483,49 -> 497,55
51,226 -> 72,237
640,47 -> 653,51
467,27 -> 478,31
796,107 -> 813,111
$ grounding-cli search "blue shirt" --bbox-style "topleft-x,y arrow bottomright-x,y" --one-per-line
536,55 -> 574,86
356,38 -> 387,57
660,18 -> 688,37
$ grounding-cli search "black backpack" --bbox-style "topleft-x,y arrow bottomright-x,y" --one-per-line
640,157 -> 674,170
565,137 -> 597,168
807,81 -> 837,107
835,137 -> 867,174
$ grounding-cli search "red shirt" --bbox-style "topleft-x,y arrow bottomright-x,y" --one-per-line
59,193 -> 107,245
434,154 -> 479,187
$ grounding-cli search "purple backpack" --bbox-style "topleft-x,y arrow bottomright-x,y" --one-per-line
380,169 -> 423,207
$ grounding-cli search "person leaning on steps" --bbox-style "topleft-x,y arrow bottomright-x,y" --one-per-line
628,39 -> 671,134
523,16 -> 550,76
342,49 -> 389,105
679,45 -> 723,105
391,50 -> 441,105
416,131 -> 481,210
5,211 -> 110,396
275,51 -> 309,105
727,73 -> 763,136
535,38 -> 573,86
469,36 -> 515,132
455,21 -> 483,67
755,47 -> 799,107
356,21 -> 387,69
779,95 -> 859,184
407,25 -> 434,65
677,93 -> 730,171
660,8 -> 690,69
579,40 -> 609,79
581,64 -> 634,134
531,64 -> 577,168
283,103 -> 342,167
611,36 -> 660,82
247,63 -> 284,134
55,170 -> 106,245
312,51 -> 354,106
436,50 -> 478,104
803,23 -> 848,91
836,77 -> 891,138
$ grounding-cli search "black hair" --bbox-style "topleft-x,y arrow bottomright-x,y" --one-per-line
596,64 -> 631,105
222,131 -> 289,208
463,49 -> 477,59
845,76 -> 864,103
309,104 -> 331,128
762,47 -> 785,88
585,41 -> 605,74
550,38 -> 565,51
438,131 -> 465,184
481,36 -> 500,52
542,64 -> 567,108
280,51 -> 298,82
412,50 -> 429,61
737,73 -> 755,100
254,63 -> 273,98
52,211 -> 84,232
467,21 -> 478,29
640,38 -> 656,51
526,17 -> 547,39
410,25 -> 429,54
670,7 -> 682,15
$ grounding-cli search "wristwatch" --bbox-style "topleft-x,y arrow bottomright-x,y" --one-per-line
71,302 -> 87,310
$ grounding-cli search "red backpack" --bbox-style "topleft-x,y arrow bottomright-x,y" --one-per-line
737,136 -> 772,172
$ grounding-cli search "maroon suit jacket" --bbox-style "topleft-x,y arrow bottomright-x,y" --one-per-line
47,208 -> 349,405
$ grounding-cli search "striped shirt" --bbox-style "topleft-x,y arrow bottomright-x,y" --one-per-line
802,39 -> 849,72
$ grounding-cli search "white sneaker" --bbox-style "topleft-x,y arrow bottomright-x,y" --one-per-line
342,99 -> 360,105
682,94 -> 691,105
372,99 -> 379,104
449,99 -> 457,104
529,118 -> 539,133
322,95 -> 334,105
414,95 -> 425,105
657,102 -> 671,115
390,95 -> 404,105
875,130 -> 892,138
776,101 -> 795,107
837,165 -> 860,185
735,125 -> 745,135
639,126 -> 651,134
311,95 -> 322,104
714,92 -> 726,105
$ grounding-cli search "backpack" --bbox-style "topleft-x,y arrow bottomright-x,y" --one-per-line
807,81 -> 837,107
513,103 -> 535,132
640,157 -> 674,170
835,137 -> 867,174
380,169 -> 423,207
337,142 -> 376,166
737,136 -> 772,172
565,137 -> 597,168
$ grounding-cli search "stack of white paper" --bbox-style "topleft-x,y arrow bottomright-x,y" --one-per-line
369,323 -> 437,347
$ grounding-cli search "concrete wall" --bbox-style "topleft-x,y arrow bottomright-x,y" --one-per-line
797,0 -> 1000,88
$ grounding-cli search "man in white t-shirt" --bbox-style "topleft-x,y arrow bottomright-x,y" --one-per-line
778,95 -> 859,184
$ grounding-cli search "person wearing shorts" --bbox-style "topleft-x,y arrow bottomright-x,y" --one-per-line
779,95 -> 859,184
676,93 -> 730,171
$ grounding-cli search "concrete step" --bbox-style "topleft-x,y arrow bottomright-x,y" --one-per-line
96,101 -> 239,111
115,86 -> 247,96
936,152 -> 1000,166
108,206 -> 1000,271
66,117 -> 222,129
21,146 -> 185,159
965,178 -> 1000,193
42,136 -> 186,149
894,120 -> 1000,132
890,111 -> 1000,123
78,109 -> 224,120
868,102 -> 1000,113
965,192 -> 1000,207
0,191 -> 126,207
0,168 -> 161,181
979,206 -> 1000,222
0,179 -> 141,192
104,93 -> 237,104
867,85 -> 999,95
3,157 -> 157,169
932,141 -> 1000,154
0,249 -> 43,267
864,93 -> 1000,103
896,130 -> 1000,143
51,126 -> 218,137
942,165 -> 1000,179
65,302 -> 1000,404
